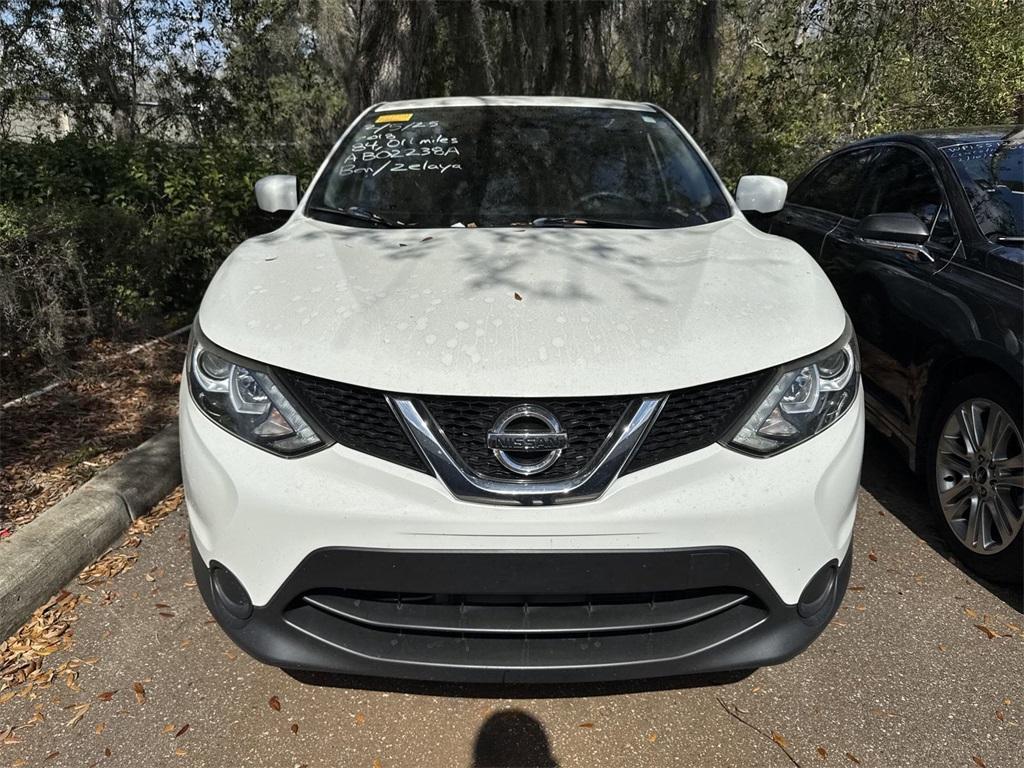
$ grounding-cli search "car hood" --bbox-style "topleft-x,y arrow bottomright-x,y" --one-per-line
198,216 -> 845,396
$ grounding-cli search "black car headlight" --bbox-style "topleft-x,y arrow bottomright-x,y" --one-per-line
187,332 -> 324,456
727,331 -> 859,456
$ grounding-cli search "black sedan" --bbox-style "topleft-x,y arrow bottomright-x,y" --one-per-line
752,126 -> 1023,583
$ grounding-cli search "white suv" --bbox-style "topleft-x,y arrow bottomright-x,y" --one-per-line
181,97 -> 864,683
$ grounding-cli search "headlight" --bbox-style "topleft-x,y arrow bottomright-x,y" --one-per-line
187,334 -> 324,456
728,334 -> 859,456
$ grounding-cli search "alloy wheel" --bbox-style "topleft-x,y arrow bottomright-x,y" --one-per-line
935,398 -> 1024,555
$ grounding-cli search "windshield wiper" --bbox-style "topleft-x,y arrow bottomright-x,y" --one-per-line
309,205 -> 405,228
530,216 -> 654,229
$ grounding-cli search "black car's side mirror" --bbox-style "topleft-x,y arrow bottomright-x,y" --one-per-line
855,213 -> 933,262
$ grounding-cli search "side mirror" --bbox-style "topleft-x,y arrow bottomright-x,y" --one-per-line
255,174 -> 298,213
856,213 -> 929,244
856,213 -> 933,262
735,175 -> 788,214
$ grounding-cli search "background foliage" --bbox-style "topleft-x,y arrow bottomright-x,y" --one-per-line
1,0 -> 1022,375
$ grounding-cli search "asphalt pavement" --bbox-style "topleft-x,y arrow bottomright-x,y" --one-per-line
1,431 -> 1021,768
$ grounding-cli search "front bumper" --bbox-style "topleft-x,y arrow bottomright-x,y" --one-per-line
192,537 -> 852,683
182,381 -> 864,681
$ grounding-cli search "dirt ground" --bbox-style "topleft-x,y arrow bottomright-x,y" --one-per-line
1,335 -> 186,536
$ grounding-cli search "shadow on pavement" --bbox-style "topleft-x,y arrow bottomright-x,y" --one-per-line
473,710 -> 558,768
860,427 -> 1022,613
284,668 -> 753,698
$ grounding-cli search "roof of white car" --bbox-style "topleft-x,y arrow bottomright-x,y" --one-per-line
373,96 -> 657,112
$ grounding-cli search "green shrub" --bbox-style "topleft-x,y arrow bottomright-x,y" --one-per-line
0,136 -> 296,376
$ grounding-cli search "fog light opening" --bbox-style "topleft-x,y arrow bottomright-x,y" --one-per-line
797,561 -> 838,620
211,564 -> 253,620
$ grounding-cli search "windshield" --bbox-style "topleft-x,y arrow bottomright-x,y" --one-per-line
306,106 -> 731,229
940,136 -> 1024,241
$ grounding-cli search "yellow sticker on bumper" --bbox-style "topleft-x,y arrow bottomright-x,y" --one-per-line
375,113 -> 413,123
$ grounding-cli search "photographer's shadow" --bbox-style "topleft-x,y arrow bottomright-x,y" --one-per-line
473,709 -> 558,768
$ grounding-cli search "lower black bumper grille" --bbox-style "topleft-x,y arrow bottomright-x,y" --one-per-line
194,543 -> 852,683
284,590 -> 767,670
297,589 -> 751,635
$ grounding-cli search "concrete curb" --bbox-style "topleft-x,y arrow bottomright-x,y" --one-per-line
0,424 -> 181,642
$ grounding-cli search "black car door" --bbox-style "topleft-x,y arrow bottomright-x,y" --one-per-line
820,144 -> 961,427
770,148 -> 876,259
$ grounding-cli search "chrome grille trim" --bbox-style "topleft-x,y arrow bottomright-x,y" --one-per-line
388,395 -> 667,505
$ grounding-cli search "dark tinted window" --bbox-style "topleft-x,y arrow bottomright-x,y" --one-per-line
861,146 -> 944,227
306,106 -> 731,228
788,149 -> 874,215
941,138 -> 1023,240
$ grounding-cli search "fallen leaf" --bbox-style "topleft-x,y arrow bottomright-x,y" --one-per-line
175,723 -> 190,738
175,748 -> 187,757
97,690 -> 117,701
95,721 -> 106,734
421,236 -> 433,242
975,624 -> 1001,640
105,747 -> 112,757
647,730 -> 657,743
133,681 -> 146,703
163,723 -> 176,733
846,753 -> 860,764
269,696 -> 282,711
937,643 -> 947,652
159,612 -> 175,618
155,603 -> 170,609
513,292 -> 522,301
291,722 -> 299,734
577,722 -> 594,728
996,710 -> 1005,721
372,760 -> 383,768
972,757 -> 986,768
44,752 -> 59,762
867,552 -> 878,562
771,731 -> 788,749
64,702 -> 90,728
817,746 -> 828,759
751,686 -> 762,693
964,607 -> 978,618
354,711 -> 366,726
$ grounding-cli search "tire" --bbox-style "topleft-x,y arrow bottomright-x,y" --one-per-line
924,374 -> 1023,584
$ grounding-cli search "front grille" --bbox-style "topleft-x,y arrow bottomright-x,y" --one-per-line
283,587 -> 767,670
421,395 -> 632,480
279,371 -> 428,472
624,371 -> 768,474
277,368 -> 768,480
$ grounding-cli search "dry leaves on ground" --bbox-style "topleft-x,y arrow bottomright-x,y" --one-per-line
1,336 -> 186,534
0,487 -> 183,707
0,591 -> 81,699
